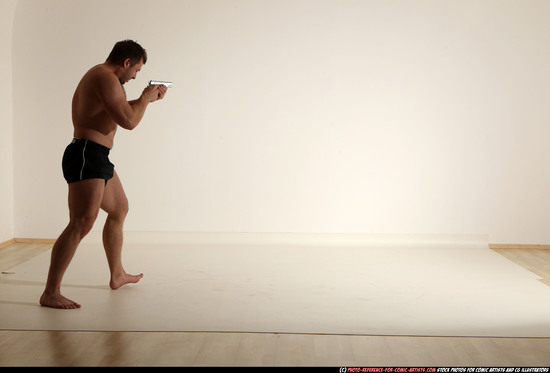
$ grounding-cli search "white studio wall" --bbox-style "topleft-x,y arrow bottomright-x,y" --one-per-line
0,0 -> 18,243
11,0 -> 550,244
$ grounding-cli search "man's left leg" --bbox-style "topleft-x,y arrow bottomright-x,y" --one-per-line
100,170 -> 143,289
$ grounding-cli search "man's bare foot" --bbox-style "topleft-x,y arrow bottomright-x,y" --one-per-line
40,291 -> 81,309
110,272 -> 143,290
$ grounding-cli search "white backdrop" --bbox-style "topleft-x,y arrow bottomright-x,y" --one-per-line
10,0 -> 550,244
0,0 -> 17,242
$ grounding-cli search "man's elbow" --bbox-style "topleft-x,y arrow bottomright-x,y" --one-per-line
118,117 -> 139,130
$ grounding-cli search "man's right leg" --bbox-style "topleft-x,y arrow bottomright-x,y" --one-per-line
40,179 -> 105,309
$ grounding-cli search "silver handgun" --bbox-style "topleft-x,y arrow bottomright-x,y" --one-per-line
148,80 -> 173,88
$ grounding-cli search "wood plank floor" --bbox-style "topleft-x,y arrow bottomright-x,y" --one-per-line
1,242 -> 550,367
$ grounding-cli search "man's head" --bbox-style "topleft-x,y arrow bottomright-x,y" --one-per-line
106,40 -> 147,84
107,39 -> 147,66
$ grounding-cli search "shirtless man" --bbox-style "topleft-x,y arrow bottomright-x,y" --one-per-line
40,40 -> 167,309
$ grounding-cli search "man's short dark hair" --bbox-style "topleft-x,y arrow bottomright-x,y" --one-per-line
106,40 -> 147,66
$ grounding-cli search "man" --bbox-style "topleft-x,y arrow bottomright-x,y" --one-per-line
40,40 -> 168,309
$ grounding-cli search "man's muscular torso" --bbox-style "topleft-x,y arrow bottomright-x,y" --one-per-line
72,65 -> 123,149
71,59 -> 163,149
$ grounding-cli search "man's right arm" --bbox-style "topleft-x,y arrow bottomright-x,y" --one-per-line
96,73 -> 160,130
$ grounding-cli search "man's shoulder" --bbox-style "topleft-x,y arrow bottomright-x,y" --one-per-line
84,65 -> 120,91
82,63 -> 111,79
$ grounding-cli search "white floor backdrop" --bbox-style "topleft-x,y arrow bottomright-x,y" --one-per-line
1,233 -> 550,337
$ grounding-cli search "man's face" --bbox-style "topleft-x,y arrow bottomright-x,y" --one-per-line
119,59 -> 144,85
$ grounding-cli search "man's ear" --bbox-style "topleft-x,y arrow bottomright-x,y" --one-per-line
123,58 -> 132,68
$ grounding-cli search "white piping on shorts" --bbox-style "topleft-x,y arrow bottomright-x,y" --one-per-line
79,139 -> 88,181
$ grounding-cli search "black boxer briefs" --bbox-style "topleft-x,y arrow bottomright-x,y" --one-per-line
62,137 -> 114,184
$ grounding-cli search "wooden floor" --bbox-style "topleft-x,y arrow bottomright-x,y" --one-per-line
2,242 -> 550,367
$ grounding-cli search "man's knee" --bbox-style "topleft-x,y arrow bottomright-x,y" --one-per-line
110,200 -> 129,221
68,215 -> 97,239
119,198 -> 129,218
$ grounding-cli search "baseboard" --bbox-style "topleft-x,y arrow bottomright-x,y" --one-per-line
8,234 -> 550,250
0,238 -> 56,249
80,231 -> 489,248
14,238 -> 56,244
0,239 -> 16,249
489,243 -> 550,250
